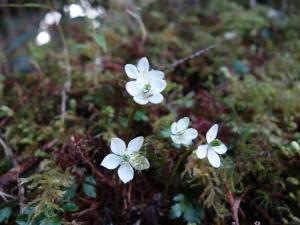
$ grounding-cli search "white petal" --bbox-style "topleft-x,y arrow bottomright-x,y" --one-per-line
181,137 -> 192,146
125,64 -> 139,79
196,145 -> 208,159
101,154 -> 122,169
130,155 -> 150,170
118,162 -> 134,183
212,143 -> 227,155
207,148 -> 221,168
206,124 -> 218,143
171,122 -> 177,134
110,137 -> 126,156
151,79 -> 167,92
185,128 -> 198,139
127,136 -> 144,154
133,94 -> 149,105
137,57 -> 149,73
149,70 -> 164,80
176,117 -> 190,132
126,81 -> 143,96
148,93 -> 163,104
171,134 -> 181,144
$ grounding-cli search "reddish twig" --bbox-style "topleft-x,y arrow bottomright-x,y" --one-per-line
224,184 -> 250,225
0,157 -> 40,192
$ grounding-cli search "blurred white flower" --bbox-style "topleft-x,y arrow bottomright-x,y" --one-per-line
224,31 -> 237,40
68,4 -> 85,18
44,11 -> 62,25
101,136 -> 149,183
196,124 -> 227,168
35,31 -> 51,46
125,57 -> 166,105
171,117 -> 198,146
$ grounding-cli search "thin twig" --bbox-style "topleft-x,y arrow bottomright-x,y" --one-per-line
0,136 -> 25,213
47,0 -> 72,121
0,3 -> 50,9
126,8 -> 147,44
159,42 -> 220,71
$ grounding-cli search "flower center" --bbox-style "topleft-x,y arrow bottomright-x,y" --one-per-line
211,139 -> 222,147
143,83 -> 153,97
122,153 -> 130,162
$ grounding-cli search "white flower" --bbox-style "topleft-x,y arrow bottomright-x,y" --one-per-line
171,117 -> 198,146
101,136 -> 149,183
125,57 -> 167,105
196,124 -> 227,168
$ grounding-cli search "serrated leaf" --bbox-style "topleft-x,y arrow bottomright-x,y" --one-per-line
93,34 -> 107,53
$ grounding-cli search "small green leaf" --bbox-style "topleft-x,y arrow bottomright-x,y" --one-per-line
40,216 -> 61,225
63,183 -> 78,200
0,207 -> 12,223
63,203 -> 79,212
134,110 -> 149,122
82,176 -> 96,198
169,203 -> 183,219
16,214 -> 28,225
93,34 -> 107,53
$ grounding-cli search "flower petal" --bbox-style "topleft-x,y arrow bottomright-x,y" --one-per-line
133,94 -> 149,105
126,81 -> 143,96
185,128 -> 198,139
149,70 -> 164,80
148,93 -> 163,104
118,162 -> 134,183
137,57 -> 149,73
130,155 -> 150,170
212,143 -> 227,154
127,136 -> 144,154
125,64 -> 139,79
171,134 -> 181,144
101,154 -> 122,169
110,137 -> 126,156
196,144 -> 208,159
171,122 -> 177,134
176,117 -> 190,132
206,124 -> 218,143
207,148 -> 221,168
151,79 -> 167,93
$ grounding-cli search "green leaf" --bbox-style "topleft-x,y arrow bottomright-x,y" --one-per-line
93,34 -> 107,53
134,110 -> 149,122
63,183 -> 78,200
0,207 -> 12,223
62,203 -> 79,212
16,214 -> 28,225
40,216 -> 61,225
82,176 -> 96,198
173,194 -> 185,202
169,203 -> 183,219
